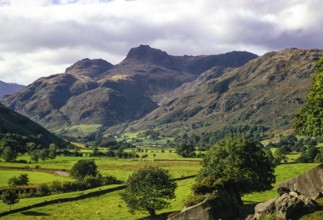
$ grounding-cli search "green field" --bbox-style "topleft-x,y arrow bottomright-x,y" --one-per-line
0,170 -> 73,187
242,163 -> 319,204
0,178 -> 195,220
0,154 -> 201,182
0,149 -> 320,219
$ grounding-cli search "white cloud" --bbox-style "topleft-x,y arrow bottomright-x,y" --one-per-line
0,0 -> 322,84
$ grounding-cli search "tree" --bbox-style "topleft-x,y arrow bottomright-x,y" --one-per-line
2,147 -> 17,162
30,150 -> 39,163
39,149 -> 49,161
2,189 -> 19,211
8,174 -> 29,188
294,57 -> 323,136
48,143 -> 57,160
196,135 -> 275,195
121,166 -> 177,217
176,142 -> 196,157
70,160 -> 98,179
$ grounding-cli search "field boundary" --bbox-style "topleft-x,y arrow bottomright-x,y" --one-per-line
0,175 -> 196,217
0,185 -> 126,217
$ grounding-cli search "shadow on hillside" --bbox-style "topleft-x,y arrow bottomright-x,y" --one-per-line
21,211 -> 50,216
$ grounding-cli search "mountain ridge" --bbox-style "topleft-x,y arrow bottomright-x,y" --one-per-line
125,48 -> 323,136
2,45 -> 257,133
0,80 -> 25,100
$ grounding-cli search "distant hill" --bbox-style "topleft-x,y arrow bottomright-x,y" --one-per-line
0,103 -> 67,147
126,48 -> 323,136
0,80 -> 24,100
2,45 -> 257,132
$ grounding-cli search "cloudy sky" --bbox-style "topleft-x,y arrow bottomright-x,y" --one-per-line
0,0 -> 322,85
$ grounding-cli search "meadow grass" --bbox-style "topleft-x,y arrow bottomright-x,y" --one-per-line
1,154 -> 201,182
0,184 -> 122,213
0,158 -> 319,220
242,163 -> 319,204
0,170 -> 73,187
0,178 -> 195,220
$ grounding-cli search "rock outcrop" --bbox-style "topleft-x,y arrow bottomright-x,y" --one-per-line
247,164 -> 323,220
276,164 -> 323,200
247,191 -> 317,220
168,188 -> 243,220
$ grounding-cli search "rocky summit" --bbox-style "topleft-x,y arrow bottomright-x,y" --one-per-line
2,45 -> 256,131
128,48 -> 323,136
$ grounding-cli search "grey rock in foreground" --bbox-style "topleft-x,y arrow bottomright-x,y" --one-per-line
247,191 -> 317,220
248,164 -> 322,220
276,164 -> 323,200
168,188 -> 243,220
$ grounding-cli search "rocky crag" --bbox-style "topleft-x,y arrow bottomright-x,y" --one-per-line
2,45 -> 256,131
248,164 -> 323,220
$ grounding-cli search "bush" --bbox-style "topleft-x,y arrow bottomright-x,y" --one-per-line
50,181 -> 63,193
36,184 -> 50,196
185,194 -> 206,207
101,175 -> 120,185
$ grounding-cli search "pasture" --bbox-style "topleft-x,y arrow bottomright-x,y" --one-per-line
0,147 -> 320,220
0,169 -> 73,187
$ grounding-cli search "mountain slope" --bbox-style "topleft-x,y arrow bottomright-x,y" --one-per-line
2,45 -> 257,132
0,103 -> 66,147
127,48 -> 323,136
0,81 -> 24,100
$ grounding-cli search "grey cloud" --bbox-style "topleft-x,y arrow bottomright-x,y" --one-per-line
0,0 -> 323,84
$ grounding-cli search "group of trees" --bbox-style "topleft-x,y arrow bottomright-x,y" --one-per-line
29,144 -> 57,163
266,134 -> 322,163
0,134 -> 27,162
170,125 -> 269,150
0,133 -> 61,162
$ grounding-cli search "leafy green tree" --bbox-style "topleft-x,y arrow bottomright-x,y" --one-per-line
8,174 -> 29,188
70,160 -> 98,179
196,135 -> 275,195
48,143 -> 57,160
176,142 -> 196,157
294,58 -> 323,136
30,150 -> 39,163
2,147 -> 17,162
297,146 -> 320,163
39,149 -> 49,161
92,147 -> 99,156
2,189 -> 19,211
314,147 -> 323,163
273,148 -> 287,164
121,166 -> 177,217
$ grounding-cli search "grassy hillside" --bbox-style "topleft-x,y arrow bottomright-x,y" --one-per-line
0,103 -> 66,147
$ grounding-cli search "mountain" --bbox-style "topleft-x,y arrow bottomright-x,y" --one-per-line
0,81 -> 24,100
0,103 -> 67,147
2,45 -> 257,133
127,48 -> 323,136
